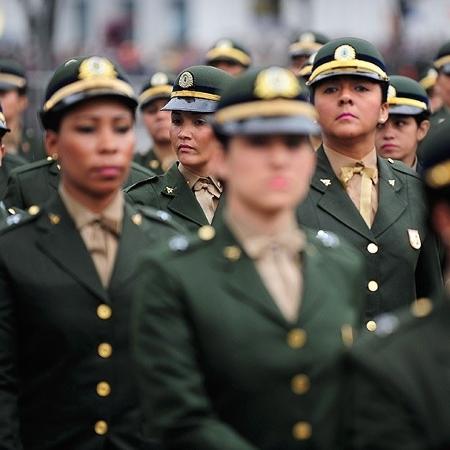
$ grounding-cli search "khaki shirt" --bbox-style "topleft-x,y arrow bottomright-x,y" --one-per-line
227,211 -> 305,323
60,186 -> 123,287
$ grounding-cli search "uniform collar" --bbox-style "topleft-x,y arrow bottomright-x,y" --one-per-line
178,163 -> 223,193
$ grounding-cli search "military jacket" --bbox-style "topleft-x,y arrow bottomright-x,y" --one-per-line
0,153 -> 26,200
0,193 -> 181,450
133,217 -> 366,450
4,158 -> 155,210
133,148 -> 165,175
125,163 -> 224,231
345,295 -> 450,450
297,147 -> 442,323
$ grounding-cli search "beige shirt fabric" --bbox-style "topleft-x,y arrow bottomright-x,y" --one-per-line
59,186 -> 123,288
179,163 -> 223,223
227,211 -> 305,323
324,145 -> 379,227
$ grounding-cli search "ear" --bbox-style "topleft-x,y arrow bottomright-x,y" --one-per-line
378,102 -> 389,124
417,120 -> 430,142
44,130 -> 59,158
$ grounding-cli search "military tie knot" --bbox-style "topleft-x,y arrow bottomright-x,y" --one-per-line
339,162 -> 377,186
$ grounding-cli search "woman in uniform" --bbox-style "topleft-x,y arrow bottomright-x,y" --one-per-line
125,65 -> 233,231
0,55 -> 178,450
133,66 -> 366,450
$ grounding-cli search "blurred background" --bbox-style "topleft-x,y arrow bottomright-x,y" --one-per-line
1,0 -> 450,151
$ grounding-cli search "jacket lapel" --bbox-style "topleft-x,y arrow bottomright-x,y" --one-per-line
311,147 -> 373,241
36,194 -> 108,303
162,165 -> 208,227
48,160 -> 60,191
371,158 -> 407,238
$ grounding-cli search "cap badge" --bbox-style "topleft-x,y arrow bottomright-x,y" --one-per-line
151,72 -> 169,86
300,32 -> 315,43
79,57 -> 117,80
215,39 -> 233,49
334,45 -> 356,61
254,67 -> 300,99
178,71 -> 194,89
387,85 -> 397,100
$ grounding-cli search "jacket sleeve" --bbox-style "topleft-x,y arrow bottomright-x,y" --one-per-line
0,257 -> 23,449
132,253 -> 257,450
4,173 -> 25,211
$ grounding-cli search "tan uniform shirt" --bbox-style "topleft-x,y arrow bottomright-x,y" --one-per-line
60,186 -> 123,287
227,211 -> 305,323
179,163 -> 223,223
324,145 -> 379,227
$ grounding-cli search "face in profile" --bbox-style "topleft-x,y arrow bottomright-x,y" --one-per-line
141,98 -> 171,145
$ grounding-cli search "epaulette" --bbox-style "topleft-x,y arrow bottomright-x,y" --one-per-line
0,204 -> 42,234
9,157 -> 55,176
134,205 -> 186,232
166,224 -> 216,255
314,229 -> 340,248
124,175 -> 159,193
385,157 -> 421,180
130,161 -> 156,177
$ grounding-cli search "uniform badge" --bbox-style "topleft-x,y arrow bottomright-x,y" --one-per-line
215,39 -> 233,49
388,179 -> 395,187
178,71 -> 194,89
320,178 -> 331,186
253,67 -> 300,99
407,229 -> 421,250
334,45 -> 356,61
387,85 -> 397,100
151,72 -> 169,86
300,32 -> 315,43
165,186 -> 175,195
78,56 -> 117,80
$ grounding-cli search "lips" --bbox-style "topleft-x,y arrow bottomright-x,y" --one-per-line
268,176 -> 289,189
178,144 -> 195,152
336,112 -> 357,120
94,166 -> 122,178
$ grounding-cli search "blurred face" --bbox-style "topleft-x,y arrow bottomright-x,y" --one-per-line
290,55 -> 309,74
141,98 -> 171,145
436,72 -> 450,107
170,110 -> 219,174
219,134 -> 316,215
314,76 -> 388,143
210,60 -> 245,76
376,115 -> 430,166
46,98 -> 135,200
0,89 -> 28,122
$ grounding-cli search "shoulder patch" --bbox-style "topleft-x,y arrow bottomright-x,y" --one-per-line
10,158 -> 54,176
315,229 -> 340,248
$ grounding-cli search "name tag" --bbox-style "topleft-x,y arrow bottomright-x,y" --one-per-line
408,229 -> 421,250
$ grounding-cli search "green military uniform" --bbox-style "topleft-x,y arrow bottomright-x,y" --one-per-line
298,38 -> 442,326
133,71 -> 176,174
429,41 -> 450,127
4,157 -> 154,210
133,66 -> 366,450
205,38 -> 252,71
125,65 -> 233,231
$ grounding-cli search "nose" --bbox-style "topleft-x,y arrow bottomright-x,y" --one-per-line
338,84 -> 354,106
381,121 -> 395,139
98,126 -> 118,153
269,141 -> 291,167
177,122 -> 193,140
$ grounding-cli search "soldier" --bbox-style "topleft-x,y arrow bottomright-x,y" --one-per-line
134,71 -> 177,174
133,66 -> 366,450
419,65 -> 442,113
288,31 -> 329,76
205,38 -> 251,75
376,75 -> 430,172
430,41 -> 450,126
345,119 -> 450,450
0,59 -> 43,161
125,65 -> 233,231
298,37 -> 442,327
0,55 -> 181,450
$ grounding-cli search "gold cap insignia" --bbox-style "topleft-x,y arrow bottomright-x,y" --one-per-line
215,39 -> 233,49
334,45 -> 356,61
151,72 -> 169,86
254,67 -> 301,100
178,71 -> 194,89
407,229 -> 421,250
300,32 -> 315,43
387,85 -> 397,100
78,57 -> 117,80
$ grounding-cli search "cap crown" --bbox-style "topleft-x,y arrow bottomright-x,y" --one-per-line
0,59 -> 27,90
139,71 -> 176,107
206,38 -> 251,67
387,75 -> 429,113
289,31 -> 329,56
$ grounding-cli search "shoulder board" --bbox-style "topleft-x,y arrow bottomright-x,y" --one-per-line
384,158 -> 421,179
165,224 -> 216,254
0,209 -> 40,234
130,161 -> 156,177
134,205 -> 186,232
124,175 -> 160,193
10,157 -> 55,176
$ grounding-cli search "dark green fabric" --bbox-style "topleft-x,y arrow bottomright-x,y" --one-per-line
133,216 -> 365,450
297,146 -> 442,319
133,148 -> 164,175
125,163 -> 224,231
4,159 -> 154,210
345,294 -> 450,450
0,153 -> 26,200
0,192 -> 179,449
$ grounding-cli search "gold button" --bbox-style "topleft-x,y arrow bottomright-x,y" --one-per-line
198,225 -> 215,241
149,159 -> 160,169
223,245 -> 241,261
368,280 -> 378,292
366,320 -> 377,332
94,420 -> 108,435
292,421 -> 312,440
291,374 -> 310,394
98,343 -> 112,358
287,329 -> 307,349
411,297 -> 433,318
131,213 -> 142,225
28,205 -> 40,215
367,243 -> 378,254
97,304 -> 112,320
96,381 -> 111,397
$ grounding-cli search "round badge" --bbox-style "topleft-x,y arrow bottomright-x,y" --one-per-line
178,71 -> 194,89
151,72 -> 169,86
254,67 -> 300,99
300,32 -> 315,43
387,85 -> 397,100
215,39 -> 233,49
334,45 -> 356,61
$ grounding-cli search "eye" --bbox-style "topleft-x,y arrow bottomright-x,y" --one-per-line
75,125 -> 95,133
322,86 -> 338,94
246,135 -> 267,147
115,124 -> 132,134
171,115 -> 182,125
355,84 -> 370,92
194,117 -> 208,126
284,135 -> 307,149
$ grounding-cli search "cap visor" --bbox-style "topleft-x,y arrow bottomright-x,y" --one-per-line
0,81 -> 19,91
217,116 -> 320,136
311,69 -> 385,84
162,97 -> 218,113
442,64 -> 450,75
389,104 -> 425,116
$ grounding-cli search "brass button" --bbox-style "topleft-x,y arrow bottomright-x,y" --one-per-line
223,245 -> 241,261
292,421 -> 312,440
149,159 -> 160,170
96,381 -> 111,397
198,225 -> 215,241
291,374 -> 310,394
366,320 -> 377,332
411,297 -> 433,318
367,243 -> 378,254
97,304 -> 112,320
98,343 -> 112,358
94,420 -> 108,435
28,205 -> 40,215
368,280 -> 378,292
287,329 -> 307,349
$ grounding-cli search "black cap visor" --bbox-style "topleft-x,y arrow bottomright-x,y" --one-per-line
162,97 -> 218,113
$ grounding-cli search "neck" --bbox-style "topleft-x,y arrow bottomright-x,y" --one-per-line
323,133 -> 375,160
403,153 -> 417,168
227,197 -> 296,235
6,116 -> 21,133
62,180 -> 118,214
152,141 -> 173,159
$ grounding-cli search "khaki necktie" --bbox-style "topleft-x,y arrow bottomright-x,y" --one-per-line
193,178 -> 219,224
340,162 -> 377,228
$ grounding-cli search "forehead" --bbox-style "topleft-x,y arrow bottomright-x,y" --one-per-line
317,75 -> 380,86
66,98 -> 133,117
171,110 -> 210,119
